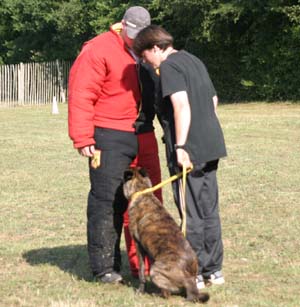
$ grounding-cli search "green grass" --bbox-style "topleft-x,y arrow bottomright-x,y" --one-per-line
0,103 -> 299,307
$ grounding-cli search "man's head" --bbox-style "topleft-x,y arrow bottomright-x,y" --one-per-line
122,6 -> 151,39
133,25 -> 174,68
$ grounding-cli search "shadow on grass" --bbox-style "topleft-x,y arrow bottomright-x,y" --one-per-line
22,245 -> 142,287
23,245 -> 163,295
23,244 -> 91,281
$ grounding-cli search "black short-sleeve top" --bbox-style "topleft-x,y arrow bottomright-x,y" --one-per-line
159,50 -> 227,164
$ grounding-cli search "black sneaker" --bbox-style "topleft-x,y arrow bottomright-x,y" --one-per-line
97,271 -> 123,284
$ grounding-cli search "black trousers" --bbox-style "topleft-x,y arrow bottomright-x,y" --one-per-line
170,160 -> 223,278
87,127 -> 138,277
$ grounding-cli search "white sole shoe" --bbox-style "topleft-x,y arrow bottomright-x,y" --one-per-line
206,271 -> 225,285
196,275 -> 205,289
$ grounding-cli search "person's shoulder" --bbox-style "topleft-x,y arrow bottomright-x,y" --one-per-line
82,31 -> 119,59
182,50 -> 204,65
87,31 -> 113,46
165,50 -> 188,65
161,53 -> 182,73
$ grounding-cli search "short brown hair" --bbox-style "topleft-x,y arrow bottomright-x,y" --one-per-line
133,25 -> 174,57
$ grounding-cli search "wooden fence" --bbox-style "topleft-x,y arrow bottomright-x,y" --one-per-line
0,60 -> 72,107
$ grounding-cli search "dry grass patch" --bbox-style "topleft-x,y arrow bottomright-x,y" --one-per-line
0,103 -> 299,307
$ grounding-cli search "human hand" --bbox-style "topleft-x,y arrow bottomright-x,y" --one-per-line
78,145 -> 95,157
176,148 -> 193,169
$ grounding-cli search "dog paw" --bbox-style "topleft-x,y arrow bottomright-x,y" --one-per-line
161,289 -> 171,299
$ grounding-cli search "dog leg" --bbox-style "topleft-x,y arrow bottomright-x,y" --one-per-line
161,289 -> 171,299
150,261 -> 180,293
136,241 -> 146,293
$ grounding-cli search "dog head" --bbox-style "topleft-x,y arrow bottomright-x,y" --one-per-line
123,167 -> 152,200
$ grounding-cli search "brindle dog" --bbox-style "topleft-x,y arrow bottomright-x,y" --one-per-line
123,167 -> 209,303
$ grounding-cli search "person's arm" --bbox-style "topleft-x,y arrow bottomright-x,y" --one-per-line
170,91 -> 193,168
68,42 -> 106,156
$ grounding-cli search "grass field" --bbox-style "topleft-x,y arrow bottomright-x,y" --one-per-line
0,103 -> 299,307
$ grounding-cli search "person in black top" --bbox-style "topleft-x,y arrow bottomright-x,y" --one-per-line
133,25 -> 227,289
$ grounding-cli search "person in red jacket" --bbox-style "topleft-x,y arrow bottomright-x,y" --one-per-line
68,6 -> 161,284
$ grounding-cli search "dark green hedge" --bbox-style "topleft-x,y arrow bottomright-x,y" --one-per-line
1,0 -> 299,102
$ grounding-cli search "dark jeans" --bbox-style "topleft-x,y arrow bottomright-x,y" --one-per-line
170,160 -> 223,278
87,127 -> 138,277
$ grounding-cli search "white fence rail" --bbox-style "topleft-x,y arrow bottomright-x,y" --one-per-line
0,60 -> 72,107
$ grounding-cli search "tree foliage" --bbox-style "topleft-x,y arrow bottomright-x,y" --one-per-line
0,0 -> 299,101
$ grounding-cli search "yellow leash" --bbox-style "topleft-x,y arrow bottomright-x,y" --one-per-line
131,165 -> 193,236
181,165 -> 188,237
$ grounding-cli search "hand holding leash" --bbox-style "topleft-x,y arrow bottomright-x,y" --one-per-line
175,147 -> 193,169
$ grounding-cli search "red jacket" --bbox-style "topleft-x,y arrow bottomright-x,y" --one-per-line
68,24 -> 140,148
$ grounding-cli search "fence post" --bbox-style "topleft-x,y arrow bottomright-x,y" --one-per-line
1,60 -> 70,107
56,59 -> 66,103
18,62 -> 25,105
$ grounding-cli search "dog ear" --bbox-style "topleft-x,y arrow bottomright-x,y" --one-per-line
124,169 -> 134,182
138,167 -> 149,178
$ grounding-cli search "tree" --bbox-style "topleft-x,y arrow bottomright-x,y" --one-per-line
0,0 -> 299,100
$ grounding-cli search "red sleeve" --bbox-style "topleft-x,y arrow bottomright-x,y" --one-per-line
68,40 -> 107,148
